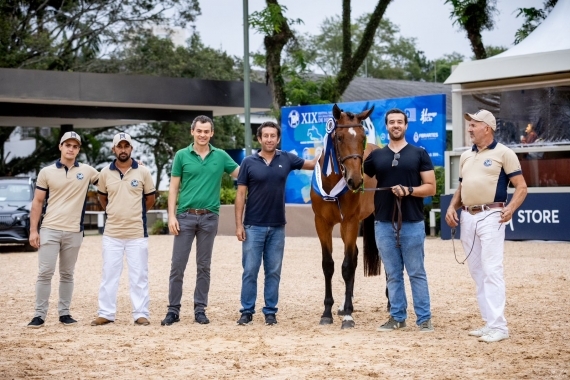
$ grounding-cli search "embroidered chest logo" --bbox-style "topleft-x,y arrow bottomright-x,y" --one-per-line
76,173 -> 84,180
131,179 -> 139,187
483,159 -> 492,167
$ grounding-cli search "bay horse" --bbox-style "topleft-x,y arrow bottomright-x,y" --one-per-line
310,104 -> 382,329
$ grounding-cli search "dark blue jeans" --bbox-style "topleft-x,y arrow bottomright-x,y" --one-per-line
240,225 -> 285,316
375,220 -> 432,325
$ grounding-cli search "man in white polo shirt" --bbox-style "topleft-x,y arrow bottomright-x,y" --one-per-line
27,131 -> 99,328
445,109 -> 527,343
91,132 -> 156,326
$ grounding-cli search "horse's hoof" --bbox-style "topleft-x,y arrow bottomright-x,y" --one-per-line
341,319 -> 355,329
319,317 -> 334,325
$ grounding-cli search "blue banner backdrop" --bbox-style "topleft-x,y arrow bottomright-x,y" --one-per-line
281,95 -> 446,203
440,193 -> 570,241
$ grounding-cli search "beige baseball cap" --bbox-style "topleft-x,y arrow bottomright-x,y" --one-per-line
464,109 -> 496,131
59,131 -> 81,145
113,132 -> 132,146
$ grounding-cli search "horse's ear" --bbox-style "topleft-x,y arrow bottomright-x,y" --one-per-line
357,105 -> 375,121
333,104 -> 342,120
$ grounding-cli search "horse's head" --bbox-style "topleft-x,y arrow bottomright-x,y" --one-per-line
332,103 -> 374,191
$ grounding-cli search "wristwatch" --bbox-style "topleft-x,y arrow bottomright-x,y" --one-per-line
408,186 -> 414,196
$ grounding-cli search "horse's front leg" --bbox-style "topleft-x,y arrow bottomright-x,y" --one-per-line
315,215 -> 335,325
340,218 -> 359,329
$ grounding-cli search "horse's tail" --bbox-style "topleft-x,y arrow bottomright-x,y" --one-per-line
362,213 -> 381,277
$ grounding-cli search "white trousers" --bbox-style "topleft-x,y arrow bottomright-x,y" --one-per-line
97,236 -> 150,321
460,210 -> 508,333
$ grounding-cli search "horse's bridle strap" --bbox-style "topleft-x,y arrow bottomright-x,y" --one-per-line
335,123 -> 363,129
334,123 -> 364,165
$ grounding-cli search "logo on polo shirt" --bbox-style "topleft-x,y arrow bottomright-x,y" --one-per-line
484,159 -> 492,167
76,173 -> 84,180
131,179 -> 139,187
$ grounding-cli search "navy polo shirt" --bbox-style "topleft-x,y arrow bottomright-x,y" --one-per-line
237,150 -> 304,226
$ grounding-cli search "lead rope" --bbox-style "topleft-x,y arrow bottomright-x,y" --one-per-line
362,185 -> 404,248
452,209 -> 504,264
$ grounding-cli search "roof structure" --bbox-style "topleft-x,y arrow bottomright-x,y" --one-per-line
0,68 -> 272,129
342,77 -> 451,121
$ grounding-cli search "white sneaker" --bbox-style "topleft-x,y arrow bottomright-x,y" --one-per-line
478,329 -> 509,343
468,326 -> 491,337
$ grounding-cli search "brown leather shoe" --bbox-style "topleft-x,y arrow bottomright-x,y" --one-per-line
134,317 -> 150,326
91,317 -> 113,326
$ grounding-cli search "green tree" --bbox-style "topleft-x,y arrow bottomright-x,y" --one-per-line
301,15 -> 431,82
431,52 -> 465,83
251,0 -> 393,119
514,0 -> 558,44
0,0 -> 201,71
445,0 -> 497,60
93,32 -> 244,188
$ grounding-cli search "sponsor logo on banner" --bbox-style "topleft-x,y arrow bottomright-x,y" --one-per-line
405,108 -> 416,122
413,132 -> 419,143
420,108 -> 437,123
288,110 -> 300,128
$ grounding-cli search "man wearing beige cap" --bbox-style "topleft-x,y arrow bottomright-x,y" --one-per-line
27,131 -> 99,328
445,109 -> 527,343
91,132 -> 156,326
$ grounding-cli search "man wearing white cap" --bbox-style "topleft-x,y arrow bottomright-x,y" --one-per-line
27,131 -> 99,328
445,109 -> 527,343
91,132 -> 156,326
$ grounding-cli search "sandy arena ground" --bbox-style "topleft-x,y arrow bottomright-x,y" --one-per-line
0,234 -> 569,379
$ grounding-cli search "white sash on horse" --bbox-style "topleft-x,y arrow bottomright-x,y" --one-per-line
312,125 -> 348,201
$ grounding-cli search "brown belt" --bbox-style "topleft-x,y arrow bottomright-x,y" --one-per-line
462,202 -> 505,215
186,208 -> 210,215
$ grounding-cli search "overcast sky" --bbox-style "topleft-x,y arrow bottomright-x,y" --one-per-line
192,0 -> 543,61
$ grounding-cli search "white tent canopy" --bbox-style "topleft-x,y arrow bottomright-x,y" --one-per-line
445,0 -> 570,85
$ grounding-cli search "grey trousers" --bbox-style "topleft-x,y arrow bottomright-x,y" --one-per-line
167,212 -> 219,315
35,228 -> 83,319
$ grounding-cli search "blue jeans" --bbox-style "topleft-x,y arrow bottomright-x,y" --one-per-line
375,221 -> 431,325
240,225 -> 285,316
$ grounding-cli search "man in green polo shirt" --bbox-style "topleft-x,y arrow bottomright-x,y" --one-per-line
161,115 -> 239,326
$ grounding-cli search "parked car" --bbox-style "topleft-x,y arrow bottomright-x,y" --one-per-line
0,176 -> 36,252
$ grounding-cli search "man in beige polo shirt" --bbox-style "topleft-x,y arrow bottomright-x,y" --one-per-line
91,132 -> 156,326
445,109 -> 527,343
27,131 -> 99,328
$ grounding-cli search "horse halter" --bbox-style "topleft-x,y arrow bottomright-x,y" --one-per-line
332,121 -> 365,174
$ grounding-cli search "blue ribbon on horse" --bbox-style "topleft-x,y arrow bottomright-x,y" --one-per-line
322,118 -> 340,175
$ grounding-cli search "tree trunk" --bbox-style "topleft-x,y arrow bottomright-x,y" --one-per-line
334,0 -> 392,102
264,0 -> 294,122
466,29 -> 487,59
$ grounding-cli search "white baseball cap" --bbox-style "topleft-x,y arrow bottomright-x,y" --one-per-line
113,132 -> 132,146
60,131 -> 81,145
464,109 -> 496,131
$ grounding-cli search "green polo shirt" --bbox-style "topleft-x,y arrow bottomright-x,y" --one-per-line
171,143 -> 238,215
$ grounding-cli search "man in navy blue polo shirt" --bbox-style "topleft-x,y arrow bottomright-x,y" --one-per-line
235,121 -> 317,326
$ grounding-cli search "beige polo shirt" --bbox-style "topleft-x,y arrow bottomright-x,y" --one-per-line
459,140 -> 522,206
36,160 -> 99,232
98,160 -> 156,239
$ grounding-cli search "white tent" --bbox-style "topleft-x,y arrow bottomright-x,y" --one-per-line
445,0 -> 570,84
442,0 -> 570,195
